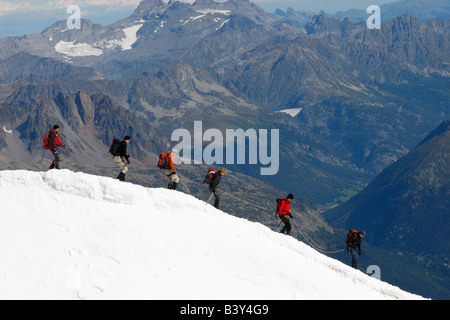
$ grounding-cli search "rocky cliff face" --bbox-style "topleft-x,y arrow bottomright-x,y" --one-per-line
0,90 -> 169,165
327,120 -> 450,251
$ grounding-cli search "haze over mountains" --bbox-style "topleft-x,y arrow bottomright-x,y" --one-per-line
0,0 -> 448,299
272,0 -> 450,27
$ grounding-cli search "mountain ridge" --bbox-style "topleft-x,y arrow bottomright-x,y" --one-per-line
0,0 -> 448,208
272,0 -> 450,26
325,120 -> 450,299
0,0 -> 448,299
0,169 -> 424,300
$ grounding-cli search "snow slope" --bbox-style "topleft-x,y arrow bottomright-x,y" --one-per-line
0,170 -> 424,300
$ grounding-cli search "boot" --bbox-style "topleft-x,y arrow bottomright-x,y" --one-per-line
352,259 -> 358,270
171,182 -> 178,190
117,172 -> 126,182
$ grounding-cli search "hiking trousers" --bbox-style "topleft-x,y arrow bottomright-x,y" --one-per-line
164,169 -> 180,185
50,149 -> 61,169
349,248 -> 359,269
280,216 -> 292,235
113,156 -> 129,174
210,190 -> 221,209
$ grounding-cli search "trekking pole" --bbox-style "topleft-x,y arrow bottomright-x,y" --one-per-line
275,212 -> 283,227
206,193 -> 214,206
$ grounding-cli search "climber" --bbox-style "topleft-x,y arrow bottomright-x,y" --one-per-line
278,194 -> 294,235
110,136 -> 131,182
209,168 -> 228,209
47,125 -> 65,170
346,229 -> 366,270
158,150 -> 180,190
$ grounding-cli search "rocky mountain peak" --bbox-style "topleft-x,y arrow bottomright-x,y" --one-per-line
305,13 -> 358,35
419,119 -> 450,146
136,0 -> 168,11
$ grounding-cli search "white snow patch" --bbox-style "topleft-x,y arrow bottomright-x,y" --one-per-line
195,9 -> 231,15
278,108 -> 303,117
190,14 -> 206,21
3,126 -> 13,135
95,24 -> 143,51
154,21 -> 166,34
54,24 -> 142,56
120,24 -> 143,51
217,19 -> 230,30
55,41 -> 103,57
184,9 -> 231,25
0,170 -> 425,300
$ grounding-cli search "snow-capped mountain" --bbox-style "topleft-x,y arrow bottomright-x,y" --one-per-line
0,0 -> 447,300
0,169 -> 424,299
0,0 -> 300,79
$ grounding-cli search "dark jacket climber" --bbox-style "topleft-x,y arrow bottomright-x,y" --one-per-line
209,168 -> 227,209
113,136 -> 131,182
48,125 -> 65,170
346,230 -> 365,269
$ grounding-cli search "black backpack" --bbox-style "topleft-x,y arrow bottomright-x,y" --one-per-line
109,139 -> 121,156
203,168 -> 216,184
158,153 -> 170,170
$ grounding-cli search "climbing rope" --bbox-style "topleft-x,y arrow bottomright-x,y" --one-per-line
61,145 -> 345,254
291,218 -> 346,254
180,174 -> 345,254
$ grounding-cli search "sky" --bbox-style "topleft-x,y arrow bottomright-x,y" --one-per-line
0,0 -> 400,38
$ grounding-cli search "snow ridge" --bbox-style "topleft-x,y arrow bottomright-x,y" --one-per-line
0,170 -> 424,300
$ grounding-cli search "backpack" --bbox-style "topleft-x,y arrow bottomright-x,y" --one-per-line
43,134 -> 52,150
158,153 -> 170,169
109,139 -> 122,156
276,199 -> 285,216
346,229 -> 358,245
203,168 -> 216,184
